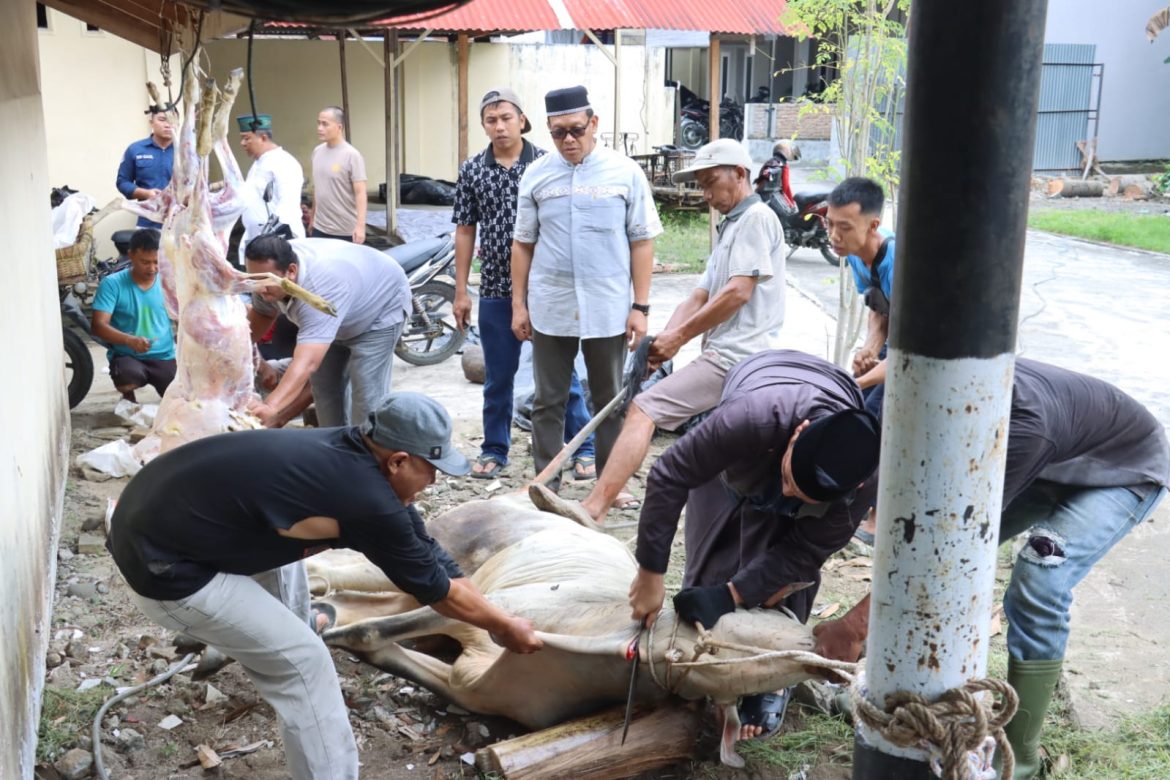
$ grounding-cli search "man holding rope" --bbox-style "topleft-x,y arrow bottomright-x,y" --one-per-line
627,349 -> 881,741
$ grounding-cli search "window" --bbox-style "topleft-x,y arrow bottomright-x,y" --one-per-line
86,23 -> 101,32
37,3 -> 49,29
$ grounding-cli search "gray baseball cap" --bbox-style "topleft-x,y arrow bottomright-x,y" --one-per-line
480,87 -> 532,133
671,138 -> 754,183
363,392 -> 470,476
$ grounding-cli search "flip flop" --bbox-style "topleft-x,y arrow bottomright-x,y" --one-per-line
311,603 -> 336,636
470,454 -> 506,480
571,455 -> 597,481
738,689 -> 792,741
612,492 -> 641,512
853,527 -> 875,546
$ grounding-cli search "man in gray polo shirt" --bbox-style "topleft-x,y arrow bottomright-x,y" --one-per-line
538,138 -> 786,525
245,235 -> 410,427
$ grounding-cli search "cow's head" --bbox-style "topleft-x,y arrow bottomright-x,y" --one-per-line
646,606 -> 817,704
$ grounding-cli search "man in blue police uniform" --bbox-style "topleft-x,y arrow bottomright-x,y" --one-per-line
116,105 -> 175,229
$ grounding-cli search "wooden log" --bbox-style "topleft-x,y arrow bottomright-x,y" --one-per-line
1122,181 -> 1154,200
476,704 -> 700,780
1046,178 -> 1104,198
1105,175 -> 1148,197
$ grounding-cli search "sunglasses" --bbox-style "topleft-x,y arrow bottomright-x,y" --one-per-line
549,125 -> 589,141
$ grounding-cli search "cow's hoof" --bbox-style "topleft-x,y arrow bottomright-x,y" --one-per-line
527,484 -> 603,532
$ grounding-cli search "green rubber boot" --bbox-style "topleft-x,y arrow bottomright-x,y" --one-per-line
1002,657 -> 1063,779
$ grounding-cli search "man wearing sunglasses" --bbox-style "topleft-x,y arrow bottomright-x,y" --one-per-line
511,85 -> 662,494
825,177 -> 896,420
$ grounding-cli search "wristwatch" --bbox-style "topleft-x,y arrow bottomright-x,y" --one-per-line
631,302 -> 650,315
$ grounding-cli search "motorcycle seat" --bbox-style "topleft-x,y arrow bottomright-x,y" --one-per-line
383,235 -> 450,274
793,190 -> 832,210
111,229 -> 138,255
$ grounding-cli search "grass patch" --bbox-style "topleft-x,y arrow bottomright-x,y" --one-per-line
1028,209 -> 1170,254
37,686 -> 106,763
656,208 -> 712,273
737,711 -> 855,774
1042,706 -> 1170,778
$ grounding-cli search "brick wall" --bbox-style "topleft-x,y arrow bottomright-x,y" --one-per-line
774,102 -> 833,140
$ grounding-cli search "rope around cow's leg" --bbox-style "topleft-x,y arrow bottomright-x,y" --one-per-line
850,673 -> 1019,780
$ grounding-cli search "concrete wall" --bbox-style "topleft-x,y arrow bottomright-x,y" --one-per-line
204,37 -> 674,188
1,3 -> 71,777
37,7 -> 175,254
1046,0 -> 1170,161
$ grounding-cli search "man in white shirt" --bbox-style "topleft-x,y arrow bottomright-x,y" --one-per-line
236,114 -> 306,264
511,85 -> 662,494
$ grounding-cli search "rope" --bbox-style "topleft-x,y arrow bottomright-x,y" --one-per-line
852,676 -> 1018,780
648,619 -> 1017,779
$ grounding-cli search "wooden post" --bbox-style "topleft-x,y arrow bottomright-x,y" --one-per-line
476,705 -> 700,780
338,31 -> 351,143
383,30 -> 400,239
457,33 -> 470,164
613,29 -> 622,151
708,34 -> 721,249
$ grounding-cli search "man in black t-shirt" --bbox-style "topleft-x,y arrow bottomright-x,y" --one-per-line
109,392 -> 542,780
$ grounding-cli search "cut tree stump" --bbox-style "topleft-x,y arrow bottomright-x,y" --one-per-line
1046,178 -> 1105,198
1105,175 -> 1150,198
476,704 -> 701,780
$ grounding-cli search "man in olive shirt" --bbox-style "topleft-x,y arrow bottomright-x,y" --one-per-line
108,393 -> 542,780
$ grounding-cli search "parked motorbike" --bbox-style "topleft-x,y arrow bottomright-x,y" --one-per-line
758,182 -> 838,266
60,229 -> 133,408
677,87 -> 745,149
383,233 -> 465,366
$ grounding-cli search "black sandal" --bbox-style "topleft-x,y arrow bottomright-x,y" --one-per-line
738,689 -> 792,740
470,454 -> 506,480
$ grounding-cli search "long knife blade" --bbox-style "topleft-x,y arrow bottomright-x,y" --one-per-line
620,618 -> 646,745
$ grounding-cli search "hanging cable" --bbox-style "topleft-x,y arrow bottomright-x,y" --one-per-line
246,20 -> 261,131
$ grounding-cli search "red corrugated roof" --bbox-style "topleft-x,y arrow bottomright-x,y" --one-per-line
263,0 -> 787,34
565,0 -> 789,35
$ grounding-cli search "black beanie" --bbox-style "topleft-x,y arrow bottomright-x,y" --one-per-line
790,408 -> 881,502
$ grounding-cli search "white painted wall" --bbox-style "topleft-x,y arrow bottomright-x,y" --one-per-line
1,3 -> 71,777
1046,0 -> 1170,161
37,7 -> 175,254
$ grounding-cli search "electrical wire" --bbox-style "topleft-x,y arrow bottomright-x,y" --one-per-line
246,20 -> 261,131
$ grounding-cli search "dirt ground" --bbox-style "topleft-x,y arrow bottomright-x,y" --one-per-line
38,359 -> 932,780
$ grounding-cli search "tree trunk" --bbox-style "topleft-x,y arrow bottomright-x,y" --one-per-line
1104,175 -> 1149,197
1046,178 -> 1105,198
476,705 -> 701,780
1123,181 -> 1153,200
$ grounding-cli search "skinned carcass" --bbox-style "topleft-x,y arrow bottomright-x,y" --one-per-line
316,496 -> 836,768
124,62 -> 334,458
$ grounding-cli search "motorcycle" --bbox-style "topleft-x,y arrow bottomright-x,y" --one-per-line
677,86 -> 745,149
755,160 -> 838,266
382,233 -> 465,366
60,228 -> 134,408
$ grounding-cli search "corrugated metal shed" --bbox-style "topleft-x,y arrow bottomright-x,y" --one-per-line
264,0 -> 788,35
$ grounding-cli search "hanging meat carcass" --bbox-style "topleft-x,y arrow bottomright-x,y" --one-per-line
125,62 -> 335,459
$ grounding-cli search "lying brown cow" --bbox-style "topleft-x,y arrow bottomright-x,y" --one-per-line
313,495 -> 820,767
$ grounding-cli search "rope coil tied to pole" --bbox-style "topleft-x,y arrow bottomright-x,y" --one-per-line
651,618 -> 1018,780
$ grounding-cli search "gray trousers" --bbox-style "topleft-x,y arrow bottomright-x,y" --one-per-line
130,573 -> 358,780
252,561 -> 311,627
531,330 -> 625,490
311,319 -> 405,427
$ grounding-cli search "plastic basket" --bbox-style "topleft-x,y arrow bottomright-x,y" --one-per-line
55,215 -> 93,284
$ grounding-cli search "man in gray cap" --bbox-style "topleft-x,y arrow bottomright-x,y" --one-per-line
236,113 -> 306,266
451,87 -> 597,480
628,350 -> 880,742
107,392 -> 543,780
512,84 -> 663,499
537,138 -> 786,525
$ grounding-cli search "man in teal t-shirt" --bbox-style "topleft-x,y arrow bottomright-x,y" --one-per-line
91,229 -> 176,402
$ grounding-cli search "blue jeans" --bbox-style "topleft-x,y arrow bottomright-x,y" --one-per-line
1001,482 -> 1166,661
478,297 -> 594,465
862,344 -> 887,419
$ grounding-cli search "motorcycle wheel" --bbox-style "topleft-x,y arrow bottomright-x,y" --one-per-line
394,280 -> 467,367
680,120 -> 707,150
64,327 -> 94,409
820,242 -> 841,266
